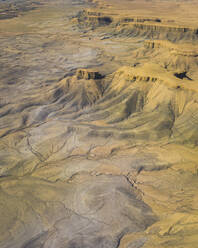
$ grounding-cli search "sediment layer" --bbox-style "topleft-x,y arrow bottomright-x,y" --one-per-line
74,9 -> 198,40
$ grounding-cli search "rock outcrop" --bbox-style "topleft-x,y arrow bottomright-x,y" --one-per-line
75,10 -> 113,27
115,22 -> 198,40
74,9 -> 198,41
144,40 -> 198,57
76,68 -> 103,80
52,69 -> 105,109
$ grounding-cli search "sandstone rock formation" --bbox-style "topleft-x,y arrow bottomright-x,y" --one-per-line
76,68 -> 103,80
74,8 -> 198,41
144,40 -> 198,57
54,69 -> 104,109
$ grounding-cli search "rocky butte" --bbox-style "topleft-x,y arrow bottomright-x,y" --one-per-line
0,0 -> 198,248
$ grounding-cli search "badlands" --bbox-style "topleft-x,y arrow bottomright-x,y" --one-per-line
0,0 -> 198,247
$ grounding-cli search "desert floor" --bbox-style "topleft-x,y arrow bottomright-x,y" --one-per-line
0,0 -> 198,247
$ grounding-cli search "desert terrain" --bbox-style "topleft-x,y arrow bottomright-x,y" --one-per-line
0,0 -> 198,247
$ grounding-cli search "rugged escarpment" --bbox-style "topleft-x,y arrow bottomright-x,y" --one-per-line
54,69 -> 104,109
79,64 -> 198,144
74,9 -> 198,41
144,40 -> 198,57
76,68 -> 103,80
74,9 -> 113,27
75,9 -> 163,26
115,22 -> 198,41
135,40 -> 198,71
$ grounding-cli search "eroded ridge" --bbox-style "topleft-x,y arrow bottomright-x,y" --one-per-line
144,40 -> 198,57
74,8 -> 198,40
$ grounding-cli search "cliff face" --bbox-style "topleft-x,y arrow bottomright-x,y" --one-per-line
105,64 -> 198,144
144,40 -> 198,57
116,23 -> 198,41
74,9 -> 198,41
1,0 -> 198,248
74,10 -> 113,27
138,40 -> 198,71
55,69 -> 104,109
